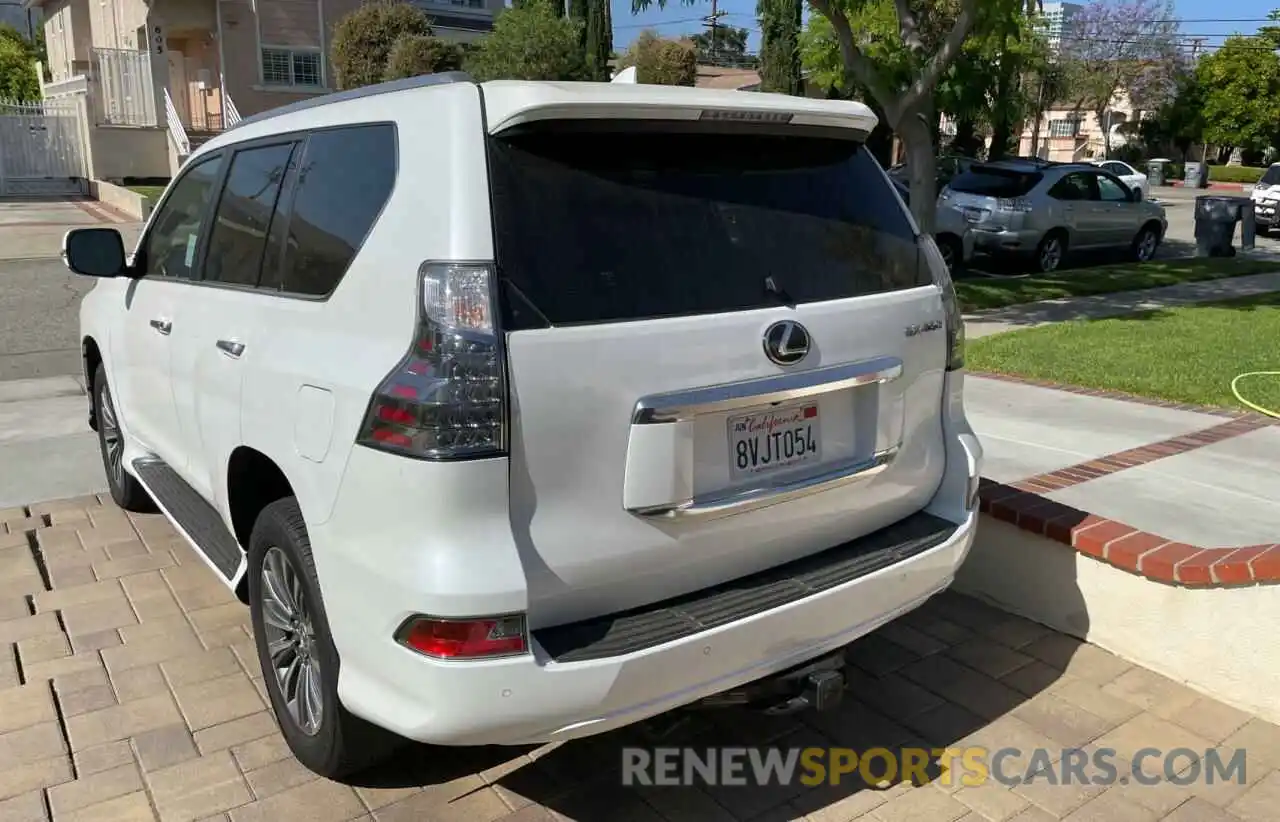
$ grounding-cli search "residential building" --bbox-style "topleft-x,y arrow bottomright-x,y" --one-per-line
1017,91 -> 1140,162
1039,1 -> 1082,51
26,0 -> 499,181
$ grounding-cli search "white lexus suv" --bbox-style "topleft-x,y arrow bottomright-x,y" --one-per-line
65,73 -> 983,778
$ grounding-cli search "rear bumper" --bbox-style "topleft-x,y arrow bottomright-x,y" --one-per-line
325,508 -> 976,746
971,226 -> 1040,253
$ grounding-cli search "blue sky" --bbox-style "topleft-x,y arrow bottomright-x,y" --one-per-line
610,0 -> 1279,53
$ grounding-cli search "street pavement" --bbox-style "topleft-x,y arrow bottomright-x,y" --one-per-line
0,496 -> 1277,822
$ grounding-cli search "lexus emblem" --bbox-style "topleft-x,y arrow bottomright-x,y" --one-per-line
763,320 -> 810,366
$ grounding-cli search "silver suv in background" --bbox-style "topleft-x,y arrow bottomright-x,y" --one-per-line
888,175 -> 975,272
938,159 -> 1168,273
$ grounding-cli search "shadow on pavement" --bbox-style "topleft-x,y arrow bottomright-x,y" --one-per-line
339,587 -> 1094,820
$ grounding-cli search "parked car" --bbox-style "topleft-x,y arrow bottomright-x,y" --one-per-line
889,154 -> 977,191
1089,159 -> 1150,201
65,74 -> 984,779
938,158 -> 1168,273
1248,162 -> 1280,233
889,176 -> 976,273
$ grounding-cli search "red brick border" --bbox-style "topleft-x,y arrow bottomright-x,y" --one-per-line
978,478 -> 1280,587
1008,416 -> 1272,494
68,196 -> 133,224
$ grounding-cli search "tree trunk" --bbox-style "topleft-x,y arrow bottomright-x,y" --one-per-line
951,118 -> 979,157
897,114 -> 939,233
987,53 -> 1019,160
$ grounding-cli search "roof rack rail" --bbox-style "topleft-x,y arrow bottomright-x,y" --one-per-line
226,71 -> 476,133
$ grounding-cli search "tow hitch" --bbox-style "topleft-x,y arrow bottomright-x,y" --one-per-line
690,651 -> 847,716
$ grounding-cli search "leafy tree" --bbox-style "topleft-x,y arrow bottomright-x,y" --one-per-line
618,30 -> 697,85
383,34 -> 464,80
1057,0 -> 1182,159
1195,32 -> 1280,156
330,0 -> 434,90
758,0 -> 803,94
0,23 -> 40,100
465,2 -> 585,81
690,26 -> 750,62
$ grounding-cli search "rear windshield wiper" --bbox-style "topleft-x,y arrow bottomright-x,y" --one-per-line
764,275 -> 796,308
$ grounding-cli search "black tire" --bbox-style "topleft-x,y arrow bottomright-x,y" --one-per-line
247,497 -> 401,779
1131,223 -> 1161,262
92,363 -> 154,512
1034,231 -> 1067,273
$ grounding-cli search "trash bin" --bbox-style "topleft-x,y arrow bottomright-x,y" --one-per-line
1148,159 -> 1167,187
1195,195 -> 1256,256
1184,161 -> 1207,189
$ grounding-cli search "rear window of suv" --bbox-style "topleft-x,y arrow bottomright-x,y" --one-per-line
486,125 -> 929,328
949,166 -> 1043,198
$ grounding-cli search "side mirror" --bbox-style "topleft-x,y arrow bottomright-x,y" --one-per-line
63,228 -> 127,278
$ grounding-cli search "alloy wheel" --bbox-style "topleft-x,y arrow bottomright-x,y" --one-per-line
260,546 -> 324,736
98,383 -> 124,485
1040,238 -> 1062,272
1137,231 -> 1158,261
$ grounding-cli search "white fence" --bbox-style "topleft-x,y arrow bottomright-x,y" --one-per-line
95,47 -> 158,127
0,98 -> 88,195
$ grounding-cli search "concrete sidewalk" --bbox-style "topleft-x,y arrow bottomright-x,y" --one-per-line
964,270 -> 1280,339
966,374 -> 1280,547
0,376 -> 105,509
0,198 -> 143,262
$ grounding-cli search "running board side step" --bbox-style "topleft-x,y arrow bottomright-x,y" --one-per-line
131,458 -> 244,581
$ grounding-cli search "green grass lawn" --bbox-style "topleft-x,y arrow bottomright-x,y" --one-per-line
955,257 -> 1280,312
966,292 -> 1280,412
126,185 -> 167,204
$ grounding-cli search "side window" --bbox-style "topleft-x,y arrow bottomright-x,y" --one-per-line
1048,173 -> 1094,201
1096,174 -> 1131,202
278,124 -> 397,297
203,141 -> 298,288
141,154 -> 224,279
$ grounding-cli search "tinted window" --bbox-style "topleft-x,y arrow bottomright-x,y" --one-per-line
203,142 -> 298,287
949,166 -> 1043,198
1260,165 -> 1280,186
487,127 -> 926,328
277,124 -> 397,297
1049,173 -> 1095,201
142,154 -> 224,279
1096,174 -> 1130,202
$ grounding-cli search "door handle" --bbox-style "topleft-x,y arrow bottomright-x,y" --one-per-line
149,318 -> 172,335
216,339 -> 245,358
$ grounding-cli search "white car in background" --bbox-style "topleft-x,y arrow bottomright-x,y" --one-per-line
1248,163 -> 1280,233
1090,159 -> 1149,201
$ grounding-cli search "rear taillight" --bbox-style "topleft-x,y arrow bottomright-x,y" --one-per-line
356,262 -> 507,459
923,239 -> 965,372
396,615 -> 528,659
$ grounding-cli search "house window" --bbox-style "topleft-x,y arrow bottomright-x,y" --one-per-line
1048,117 -> 1083,138
261,48 -> 323,88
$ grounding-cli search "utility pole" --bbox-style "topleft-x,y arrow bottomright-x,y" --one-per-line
701,0 -> 726,64
1187,36 -> 1206,62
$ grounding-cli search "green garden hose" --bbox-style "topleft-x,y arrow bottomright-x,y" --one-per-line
1231,372 -> 1280,418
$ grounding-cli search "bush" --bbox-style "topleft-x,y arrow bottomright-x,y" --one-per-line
1206,164 -> 1266,184
464,3 -> 585,82
330,0 -> 434,90
383,34 -> 463,80
618,31 -> 696,86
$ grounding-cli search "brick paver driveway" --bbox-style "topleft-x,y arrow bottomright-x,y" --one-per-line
2,495 -> 1278,822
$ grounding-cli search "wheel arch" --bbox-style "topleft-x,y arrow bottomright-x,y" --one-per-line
83,336 -> 103,431
226,446 -> 296,603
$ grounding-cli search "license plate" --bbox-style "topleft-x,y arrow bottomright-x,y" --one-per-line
728,404 -> 821,481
